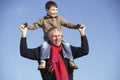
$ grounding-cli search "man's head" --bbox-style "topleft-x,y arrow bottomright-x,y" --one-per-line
48,27 -> 63,46
45,1 -> 58,17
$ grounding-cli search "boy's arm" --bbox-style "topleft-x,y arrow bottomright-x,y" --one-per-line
59,16 -> 81,29
22,18 -> 43,30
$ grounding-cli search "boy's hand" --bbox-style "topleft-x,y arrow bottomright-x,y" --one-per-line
22,23 -> 28,28
76,24 -> 84,29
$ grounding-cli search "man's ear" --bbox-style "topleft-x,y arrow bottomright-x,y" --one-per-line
61,35 -> 64,39
48,37 -> 51,41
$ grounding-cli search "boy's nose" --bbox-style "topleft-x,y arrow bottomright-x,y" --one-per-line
55,10 -> 58,13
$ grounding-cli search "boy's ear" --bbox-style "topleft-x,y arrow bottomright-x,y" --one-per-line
46,9 -> 48,12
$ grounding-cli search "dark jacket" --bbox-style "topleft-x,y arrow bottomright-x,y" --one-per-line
20,36 -> 89,80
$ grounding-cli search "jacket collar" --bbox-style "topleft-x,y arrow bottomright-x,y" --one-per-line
44,14 -> 57,19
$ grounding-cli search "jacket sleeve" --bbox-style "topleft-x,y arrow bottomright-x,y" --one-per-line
71,36 -> 89,59
27,18 -> 43,30
59,16 -> 79,29
20,38 -> 40,60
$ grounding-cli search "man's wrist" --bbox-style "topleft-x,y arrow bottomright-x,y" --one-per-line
22,33 -> 26,38
80,32 -> 85,36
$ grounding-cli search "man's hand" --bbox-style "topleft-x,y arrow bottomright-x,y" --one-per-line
20,25 -> 27,38
78,24 -> 86,36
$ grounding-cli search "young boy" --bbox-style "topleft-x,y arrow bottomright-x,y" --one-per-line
22,1 -> 81,70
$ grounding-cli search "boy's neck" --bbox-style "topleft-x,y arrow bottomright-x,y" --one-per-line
46,14 -> 57,18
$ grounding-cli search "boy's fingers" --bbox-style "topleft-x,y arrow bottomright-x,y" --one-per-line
22,23 -> 28,27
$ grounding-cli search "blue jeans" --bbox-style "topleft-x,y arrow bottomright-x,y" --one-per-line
40,39 -> 73,60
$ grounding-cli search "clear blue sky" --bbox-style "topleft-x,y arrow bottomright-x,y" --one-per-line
0,0 -> 120,80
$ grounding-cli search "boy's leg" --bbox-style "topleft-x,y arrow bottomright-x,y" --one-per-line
38,60 -> 46,70
38,41 -> 50,69
62,39 -> 78,69
40,40 -> 50,59
69,59 -> 78,69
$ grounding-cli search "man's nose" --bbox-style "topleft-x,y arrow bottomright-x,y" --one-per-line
56,36 -> 59,39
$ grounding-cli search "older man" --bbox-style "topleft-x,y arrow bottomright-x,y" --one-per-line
20,25 -> 89,80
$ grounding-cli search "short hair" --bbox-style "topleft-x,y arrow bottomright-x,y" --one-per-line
48,27 -> 62,38
45,1 -> 58,9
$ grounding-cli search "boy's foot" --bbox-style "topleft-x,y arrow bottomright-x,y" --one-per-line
69,60 -> 78,69
38,61 -> 46,70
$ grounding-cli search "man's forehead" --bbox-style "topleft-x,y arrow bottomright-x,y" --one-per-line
51,29 -> 60,34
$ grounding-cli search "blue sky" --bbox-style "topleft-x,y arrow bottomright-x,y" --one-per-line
0,0 -> 120,80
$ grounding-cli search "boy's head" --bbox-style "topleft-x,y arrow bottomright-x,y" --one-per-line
45,1 -> 58,17
45,1 -> 58,10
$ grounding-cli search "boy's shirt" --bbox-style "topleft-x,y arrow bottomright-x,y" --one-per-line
27,15 -> 78,40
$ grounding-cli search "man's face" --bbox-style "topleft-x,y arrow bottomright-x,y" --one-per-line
49,29 -> 63,46
46,6 -> 58,17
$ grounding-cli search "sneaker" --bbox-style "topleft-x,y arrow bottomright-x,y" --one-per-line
38,60 -> 46,70
69,60 -> 78,69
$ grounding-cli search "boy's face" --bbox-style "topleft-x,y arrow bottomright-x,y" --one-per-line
46,6 -> 58,17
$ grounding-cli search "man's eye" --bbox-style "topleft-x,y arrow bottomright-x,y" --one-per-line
52,36 -> 56,38
58,35 -> 61,37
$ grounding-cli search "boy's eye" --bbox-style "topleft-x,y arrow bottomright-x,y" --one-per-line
52,9 -> 56,11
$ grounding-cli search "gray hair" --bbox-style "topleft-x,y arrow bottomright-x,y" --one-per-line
48,27 -> 62,38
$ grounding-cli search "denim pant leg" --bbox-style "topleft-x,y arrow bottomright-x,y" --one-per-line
40,41 -> 50,59
62,39 -> 73,59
